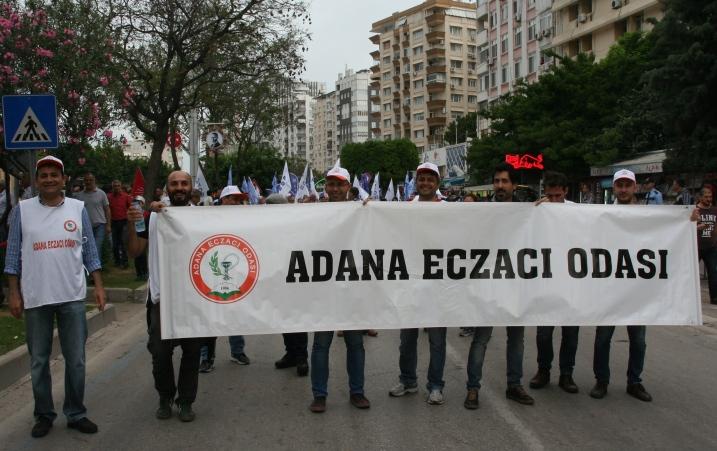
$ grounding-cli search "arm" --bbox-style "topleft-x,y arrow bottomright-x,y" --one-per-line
127,205 -> 148,258
104,193 -> 111,233
4,206 -> 23,318
81,209 -> 106,311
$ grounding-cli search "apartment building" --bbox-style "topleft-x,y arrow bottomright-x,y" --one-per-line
549,0 -> 663,59
311,90 -> 337,174
370,0 -> 481,152
272,80 -> 326,159
335,68 -> 372,149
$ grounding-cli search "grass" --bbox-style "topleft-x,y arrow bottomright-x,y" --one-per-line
98,243 -> 147,290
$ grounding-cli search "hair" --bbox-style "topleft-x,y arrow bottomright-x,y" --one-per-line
462,192 -> 479,202
493,162 -> 517,184
675,178 -> 686,188
83,172 -> 95,179
543,171 -> 568,189
349,187 -> 359,198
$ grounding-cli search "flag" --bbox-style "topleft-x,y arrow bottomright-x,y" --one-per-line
131,167 -> 145,196
278,162 -> 292,196
309,168 -> 319,197
330,158 -> 341,172
241,177 -> 250,195
360,172 -> 371,193
246,177 -> 260,205
404,171 -> 414,200
195,166 -> 209,196
271,174 -> 279,194
371,172 -> 381,200
289,173 -> 298,196
227,164 -> 233,186
295,164 -> 309,203
352,175 -> 369,201
385,179 -> 395,202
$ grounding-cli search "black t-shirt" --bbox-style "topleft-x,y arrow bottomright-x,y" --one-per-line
698,206 -> 717,250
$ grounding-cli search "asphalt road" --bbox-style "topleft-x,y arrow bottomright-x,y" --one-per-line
2,302 -> 717,451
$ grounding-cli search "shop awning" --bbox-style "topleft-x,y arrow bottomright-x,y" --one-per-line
590,150 -> 667,177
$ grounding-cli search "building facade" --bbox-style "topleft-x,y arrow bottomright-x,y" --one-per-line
370,0 -> 481,153
272,80 -> 326,159
311,90 -> 337,174
335,68 -> 372,149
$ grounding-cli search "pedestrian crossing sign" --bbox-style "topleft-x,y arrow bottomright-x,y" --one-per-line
2,95 -> 58,150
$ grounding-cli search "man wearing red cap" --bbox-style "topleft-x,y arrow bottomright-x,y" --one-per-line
4,155 -> 106,438
309,166 -> 370,413
389,162 -> 449,405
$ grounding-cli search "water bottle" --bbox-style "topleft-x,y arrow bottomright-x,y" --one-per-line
132,200 -> 145,233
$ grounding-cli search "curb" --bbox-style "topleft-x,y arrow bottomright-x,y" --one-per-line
0,303 -> 117,392
87,283 -> 148,303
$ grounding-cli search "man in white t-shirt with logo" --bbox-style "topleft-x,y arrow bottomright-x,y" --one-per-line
4,156 -> 106,438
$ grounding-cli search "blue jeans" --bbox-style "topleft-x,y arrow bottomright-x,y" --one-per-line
25,301 -> 88,422
92,224 -> 105,257
398,327 -> 447,390
593,326 -> 646,385
311,331 -> 364,398
199,335 -> 245,361
536,326 -> 580,375
229,335 -> 245,357
466,326 -> 524,388
466,327 -> 493,389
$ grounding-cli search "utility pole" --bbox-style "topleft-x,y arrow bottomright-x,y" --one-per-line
189,109 -> 199,185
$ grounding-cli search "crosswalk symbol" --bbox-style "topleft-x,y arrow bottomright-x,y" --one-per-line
12,107 -> 51,143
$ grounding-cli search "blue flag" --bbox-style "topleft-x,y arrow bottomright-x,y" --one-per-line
289,173 -> 298,196
241,176 -> 250,195
271,174 -> 279,194
245,177 -> 259,205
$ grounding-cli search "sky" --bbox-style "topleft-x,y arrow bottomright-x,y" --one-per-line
301,0 -> 422,87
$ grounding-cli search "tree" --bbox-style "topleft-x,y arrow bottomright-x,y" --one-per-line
105,0 -> 309,200
200,144 -> 284,194
444,112 -> 478,145
641,0 -> 717,173
340,139 -> 419,190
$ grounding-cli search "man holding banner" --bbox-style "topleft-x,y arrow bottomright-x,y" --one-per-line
309,165 -> 370,413
389,162 -> 449,405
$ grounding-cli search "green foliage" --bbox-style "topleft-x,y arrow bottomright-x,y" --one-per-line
201,144 -> 284,194
444,112 -> 478,145
340,139 -> 419,189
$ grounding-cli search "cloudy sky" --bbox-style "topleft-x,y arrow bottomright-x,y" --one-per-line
301,0 -> 422,87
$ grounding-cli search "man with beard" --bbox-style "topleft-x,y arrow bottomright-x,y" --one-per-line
696,186 -> 717,304
464,162 -> 534,410
309,166 -> 370,413
389,162 -> 448,405
127,171 -> 203,422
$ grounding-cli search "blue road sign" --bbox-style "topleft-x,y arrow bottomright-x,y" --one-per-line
2,94 -> 58,150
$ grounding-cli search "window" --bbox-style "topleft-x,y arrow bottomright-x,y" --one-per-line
528,53 -> 536,73
382,56 -> 391,64
383,134 -> 392,140
413,45 -> 424,55
383,118 -> 392,127
467,45 -> 476,55
468,61 -> 477,71
451,111 -> 463,120
414,129 -> 425,139
413,62 -> 424,72
481,74 -> 489,91
490,10 -> 497,29
468,78 -> 477,87
383,87 -> 391,95
450,60 -> 463,69
414,95 -> 425,105
468,28 -> 477,41
528,19 -> 537,41
383,103 -> 392,111
449,26 -> 463,37
404,64 -> 411,73
501,34 -> 508,54
514,59 -> 521,79
468,95 -> 477,104
414,79 -> 424,89
515,28 -> 522,48
450,77 -> 463,86
491,40 -> 498,59
490,71 -> 496,88
382,72 -> 391,81
414,112 -> 425,121
412,29 -> 424,40
450,43 -> 463,53
383,40 -> 391,49
501,64 -> 508,84
451,94 -> 463,102
501,3 -> 509,23
528,0 -> 536,7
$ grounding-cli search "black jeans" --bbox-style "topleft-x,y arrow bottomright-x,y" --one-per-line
135,250 -> 148,278
699,247 -> 717,302
147,302 -> 202,404
282,332 -> 308,361
111,219 -> 128,265
536,326 -> 579,375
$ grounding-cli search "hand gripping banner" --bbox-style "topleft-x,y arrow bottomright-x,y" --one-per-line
157,202 -> 702,339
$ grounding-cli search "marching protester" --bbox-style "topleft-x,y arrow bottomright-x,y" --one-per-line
528,171 -> 580,394
309,165 -> 370,413
108,180 -> 133,269
198,185 -> 251,373
464,162 -> 534,410
696,186 -> 717,304
4,156 -> 106,438
73,172 -> 111,262
267,193 -> 310,377
127,170 -> 203,422
389,162 -> 448,405
673,178 -> 693,205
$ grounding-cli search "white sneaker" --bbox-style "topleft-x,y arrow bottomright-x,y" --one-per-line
388,382 -> 419,397
427,389 -> 445,405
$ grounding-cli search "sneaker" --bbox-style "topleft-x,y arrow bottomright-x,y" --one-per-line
296,360 -> 309,377
427,389 -> 445,405
230,353 -> 250,365
459,327 -> 474,337
365,329 -> 379,337
198,359 -> 214,373
464,388 -> 479,410
626,383 -> 652,402
590,382 -> 608,399
275,354 -> 297,369
388,382 -> 418,397
309,397 -> 326,413
558,375 -> 579,393
156,398 -> 173,419
178,403 -> 195,422
31,417 -> 53,438
506,385 -> 535,405
350,393 -> 371,409
67,417 -> 98,434
529,368 -> 550,389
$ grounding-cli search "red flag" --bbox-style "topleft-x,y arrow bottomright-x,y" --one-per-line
132,167 -> 145,196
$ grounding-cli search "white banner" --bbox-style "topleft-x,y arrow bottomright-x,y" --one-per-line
157,203 -> 702,339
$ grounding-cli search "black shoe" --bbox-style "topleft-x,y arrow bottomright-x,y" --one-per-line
275,354 -> 297,369
310,396 -> 326,413
464,388 -> 479,410
626,383 -> 652,402
506,385 -> 534,405
156,398 -> 173,419
350,393 -> 371,409
67,417 -> 98,434
199,359 -> 214,373
558,375 -> 579,393
230,353 -> 250,365
296,360 -> 309,377
178,403 -> 195,422
590,382 -> 608,399
529,368 -> 550,389
31,417 -> 52,438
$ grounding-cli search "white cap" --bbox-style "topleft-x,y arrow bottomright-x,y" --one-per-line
416,162 -> 440,178
220,185 -> 247,199
36,155 -> 64,173
613,169 -> 636,184
134,195 -> 146,204
326,167 -> 350,182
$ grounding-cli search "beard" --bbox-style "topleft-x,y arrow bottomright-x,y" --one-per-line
168,189 -> 190,206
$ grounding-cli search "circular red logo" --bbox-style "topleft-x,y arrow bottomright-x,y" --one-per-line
64,220 -> 78,232
189,234 -> 259,304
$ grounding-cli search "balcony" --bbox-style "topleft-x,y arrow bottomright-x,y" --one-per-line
370,111 -> 381,118
370,50 -> 380,59
370,92 -> 381,103
426,44 -> 445,58
402,38 -> 410,48
370,81 -> 380,89
426,28 -> 444,42
426,64 -> 446,75
393,42 -> 400,50
393,74 -> 401,82
427,81 -> 446,93
370,64 -> 380,73
427,99 -> 446,110
370,34 -> 380,44
393,91 -> 400,99
476,2 -> 488,20
426,11 -> 445,27
476,29 -> 488,45
403,72 -> 411,80
427,115 -> 447,127
403,103 -> 411,112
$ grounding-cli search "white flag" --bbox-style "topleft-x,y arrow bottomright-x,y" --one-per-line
278,162 -> 292,196
295,164 -> 310,203
352,175 -> 369,201
309,168 -> 319,197
195,166 -> 209,196
371,172 -> 381,200
385,179 -> 395,202
330,158 -> 341,172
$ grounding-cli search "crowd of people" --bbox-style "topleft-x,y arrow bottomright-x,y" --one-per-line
1,154 -> 714,439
